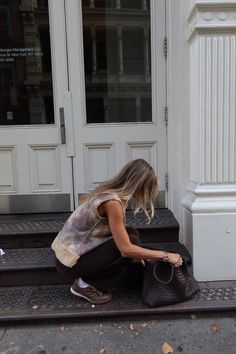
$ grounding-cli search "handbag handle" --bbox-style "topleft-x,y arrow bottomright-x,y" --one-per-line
153,262 -> 174,284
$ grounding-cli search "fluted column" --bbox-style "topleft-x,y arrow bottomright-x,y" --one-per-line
91,26 -> 97,80
183,0 -> 236,281
136,96 -> 141,122
118,26 -> 124,77
142,0 -> 147,10
144,26 -> 150,80
116,0 -> 121,9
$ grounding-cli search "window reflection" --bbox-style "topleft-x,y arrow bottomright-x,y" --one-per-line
0,0 -> 54,125
82,0 -> 152,123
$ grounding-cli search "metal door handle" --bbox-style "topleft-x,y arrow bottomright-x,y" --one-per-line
59,107 -> 66,144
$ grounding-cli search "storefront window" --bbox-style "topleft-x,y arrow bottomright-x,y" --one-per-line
0,0 -> 54,125
82,0 -> 152,123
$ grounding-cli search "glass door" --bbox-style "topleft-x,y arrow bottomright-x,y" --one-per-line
65,0 -> 167,207
0,0 -> 74,213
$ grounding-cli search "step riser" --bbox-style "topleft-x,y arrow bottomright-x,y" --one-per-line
0,269 -> 69,287
0,233 -> 55,249
0,228 -> 179,249
0,264 -> 144,287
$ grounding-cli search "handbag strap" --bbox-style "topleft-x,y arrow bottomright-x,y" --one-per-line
153,262 -> 174,284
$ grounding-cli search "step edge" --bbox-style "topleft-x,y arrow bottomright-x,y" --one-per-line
0,303 -> 235,323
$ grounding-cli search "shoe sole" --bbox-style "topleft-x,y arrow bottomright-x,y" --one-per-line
70,286 -> 112,305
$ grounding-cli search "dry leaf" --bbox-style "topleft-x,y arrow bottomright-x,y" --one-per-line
190,314 -> 197,319
99,348 -> 106,354
60,324 -> 65,332
162,341 -> 174,354
210,324 -> 220,332
128,323 -> 135,331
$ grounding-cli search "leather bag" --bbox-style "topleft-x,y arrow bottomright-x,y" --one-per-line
142,259 -> 200,307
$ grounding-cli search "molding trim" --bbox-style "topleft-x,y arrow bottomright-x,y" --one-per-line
182,183 -> 236,213
182,196 -> 236,213
188,1 -> 236,41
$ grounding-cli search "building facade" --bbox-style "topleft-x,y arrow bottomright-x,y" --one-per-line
0,0 -> 235,281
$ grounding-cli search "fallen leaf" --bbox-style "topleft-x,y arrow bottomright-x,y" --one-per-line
162,341 -> 174,354
128,323 -> 135,331
210,324 -> 220,333
99,348 -> 106,354
141,323 -> 148,328
190,314 -> 197,319
60,324 -> 65,332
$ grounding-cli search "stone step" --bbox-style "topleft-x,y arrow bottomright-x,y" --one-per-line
0,242 -> 191,287
0,281 -> 235,323
0,209 -> 179,249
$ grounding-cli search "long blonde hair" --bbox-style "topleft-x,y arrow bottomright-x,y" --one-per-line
80,159 -> 158,223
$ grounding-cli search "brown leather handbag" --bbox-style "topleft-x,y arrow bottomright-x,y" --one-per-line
142,259 -> 200,307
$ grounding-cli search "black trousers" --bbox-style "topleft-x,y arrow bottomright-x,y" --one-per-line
55,227 -> 141,292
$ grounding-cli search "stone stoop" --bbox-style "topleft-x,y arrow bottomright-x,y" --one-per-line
0,209 -> 184,287
4,209 -> 233,322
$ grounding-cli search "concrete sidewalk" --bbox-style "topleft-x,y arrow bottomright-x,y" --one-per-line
0,313 -> 235,354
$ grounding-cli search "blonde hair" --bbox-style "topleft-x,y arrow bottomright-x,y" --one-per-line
80,159 -> 158,223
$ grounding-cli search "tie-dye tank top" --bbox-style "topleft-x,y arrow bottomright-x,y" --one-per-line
51,193 -> 125,268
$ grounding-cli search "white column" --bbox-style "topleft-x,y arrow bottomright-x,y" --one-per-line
142,0 -> 147,10
118,26 -> 124,77
116,0 -> 121,9
144,26 -> 150,80
136,96 -> 141,122
183,0 -> 236,281
91,26 -> 97,80
89,0 -> 94,8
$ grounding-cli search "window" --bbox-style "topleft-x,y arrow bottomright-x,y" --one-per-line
82,0 -> 152,123
0,0 -> 54,125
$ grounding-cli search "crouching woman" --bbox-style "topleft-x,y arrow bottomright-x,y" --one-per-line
51,159 -> 183,304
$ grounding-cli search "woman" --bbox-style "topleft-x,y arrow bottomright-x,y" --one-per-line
52,159 -> 183,304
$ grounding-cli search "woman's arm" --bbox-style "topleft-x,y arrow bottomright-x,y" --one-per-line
101,200 -> 182,267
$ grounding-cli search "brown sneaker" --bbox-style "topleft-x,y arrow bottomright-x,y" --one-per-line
70,279 -> 112,305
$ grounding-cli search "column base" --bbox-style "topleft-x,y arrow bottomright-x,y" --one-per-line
182,185 -> 236,281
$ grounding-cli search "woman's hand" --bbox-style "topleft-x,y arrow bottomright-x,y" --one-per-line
166,252 -> 183,267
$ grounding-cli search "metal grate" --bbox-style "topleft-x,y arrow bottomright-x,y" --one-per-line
193,287 -> 236,302
0,210 -> 178,235
0,283 -> 235,319
0,220 -> 66,233
0,248 -> 54,268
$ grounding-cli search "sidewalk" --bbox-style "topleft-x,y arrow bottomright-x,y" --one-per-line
0,312 -> 235,354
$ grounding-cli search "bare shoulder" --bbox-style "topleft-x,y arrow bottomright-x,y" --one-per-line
103,199 -> 123,211
103,200 -> 123,217
97,199 -> 123,218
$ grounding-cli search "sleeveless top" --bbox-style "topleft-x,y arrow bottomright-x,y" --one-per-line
51,193 -> 125,268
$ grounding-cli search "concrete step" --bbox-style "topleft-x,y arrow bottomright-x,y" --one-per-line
0,209 -> 179,249
0,242 -> 191,287
0,281 -> 235,323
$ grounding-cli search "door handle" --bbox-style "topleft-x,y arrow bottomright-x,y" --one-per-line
59,107 -> 66,144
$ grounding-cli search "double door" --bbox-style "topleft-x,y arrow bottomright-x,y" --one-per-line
0,0 -> 167,213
